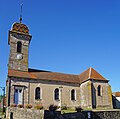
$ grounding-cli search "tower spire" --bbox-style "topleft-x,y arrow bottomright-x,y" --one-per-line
20,3 -> 23,23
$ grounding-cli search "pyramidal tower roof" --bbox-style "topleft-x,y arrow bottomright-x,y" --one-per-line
79,67 -> 108,83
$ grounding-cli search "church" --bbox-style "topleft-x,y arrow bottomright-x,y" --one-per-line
6,20 -> 113,110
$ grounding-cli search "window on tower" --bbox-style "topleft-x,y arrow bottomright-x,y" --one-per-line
17,41 -> 22,53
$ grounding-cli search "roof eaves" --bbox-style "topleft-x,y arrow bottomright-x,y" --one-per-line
8,72 -> 80,84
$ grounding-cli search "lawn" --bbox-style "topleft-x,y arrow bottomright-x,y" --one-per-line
61,109 -> 77,114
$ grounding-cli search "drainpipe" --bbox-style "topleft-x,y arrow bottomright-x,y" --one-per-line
8,78 -> 11,106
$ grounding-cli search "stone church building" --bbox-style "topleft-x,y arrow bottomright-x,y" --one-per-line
6,21 -> 113,110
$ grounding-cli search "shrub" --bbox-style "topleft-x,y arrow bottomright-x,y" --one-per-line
49,104 -> 60,111
17,104 -> 24,108
61,105 -> 67,110
75,106 -> 83,112
10,104 -> 17,107
34,104 -> 43,110
25,104 -> 32,109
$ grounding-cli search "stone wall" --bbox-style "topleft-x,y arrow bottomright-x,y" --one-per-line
8,31 -> 31,71
62,110 -> 120,119
6,107 -> 120,119
92,81 -> 113,109
80,80 -> 92,108
6,107 -> 44,119
8,78 -> 80,109
80,80 -> 113,109
7,77 -> 113,110
92,110 -> 120,119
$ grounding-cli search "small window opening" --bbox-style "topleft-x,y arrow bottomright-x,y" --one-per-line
35,87 -> 40,99
98,85 -> 102,96
71,89 -> 76,100
17,41 -> 22,53
54,88 -> 59,100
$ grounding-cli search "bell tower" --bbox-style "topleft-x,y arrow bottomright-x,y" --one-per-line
8,22 -> 32,71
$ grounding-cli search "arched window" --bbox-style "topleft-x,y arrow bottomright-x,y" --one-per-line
17,41 -> 22,53
54,88 -> 59,100
97,85 -> 102,96
35,87 -> 40,99
71,89 -> 76,101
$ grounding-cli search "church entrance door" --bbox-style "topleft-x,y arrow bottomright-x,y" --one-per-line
14,88 -> 23,105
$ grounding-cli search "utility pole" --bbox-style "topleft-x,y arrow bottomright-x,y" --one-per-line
0,87 -> 5,113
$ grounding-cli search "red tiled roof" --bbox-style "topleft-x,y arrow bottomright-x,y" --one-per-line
79,67 -> 107,83
12,22 -> 29,34
113,92 -> 120,97
8,69 -> 80,83
8,67 -> 108,84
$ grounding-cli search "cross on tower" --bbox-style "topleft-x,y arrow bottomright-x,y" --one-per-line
20,4 -> 23,23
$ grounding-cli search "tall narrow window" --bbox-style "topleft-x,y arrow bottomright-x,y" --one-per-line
35,87 -> 40,99
97,85 -> 102,96
71,89 -> 76,101
54,88 -> 59,100
17,41 -> 22,53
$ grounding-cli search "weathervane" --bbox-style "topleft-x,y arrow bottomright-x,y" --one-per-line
20,3 -> 23,23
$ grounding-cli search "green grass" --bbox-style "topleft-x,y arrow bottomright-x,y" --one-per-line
82,108 -> 92,111
61,109 -> 77,114
61,108 -> 119,114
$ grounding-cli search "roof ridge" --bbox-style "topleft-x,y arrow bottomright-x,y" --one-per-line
88,67 -> 92,79
79,67 -> 107,84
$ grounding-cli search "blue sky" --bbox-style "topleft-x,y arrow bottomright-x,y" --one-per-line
0,0 -> 120,94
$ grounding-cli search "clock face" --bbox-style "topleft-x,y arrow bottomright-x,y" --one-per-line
16,54 -> 23,60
